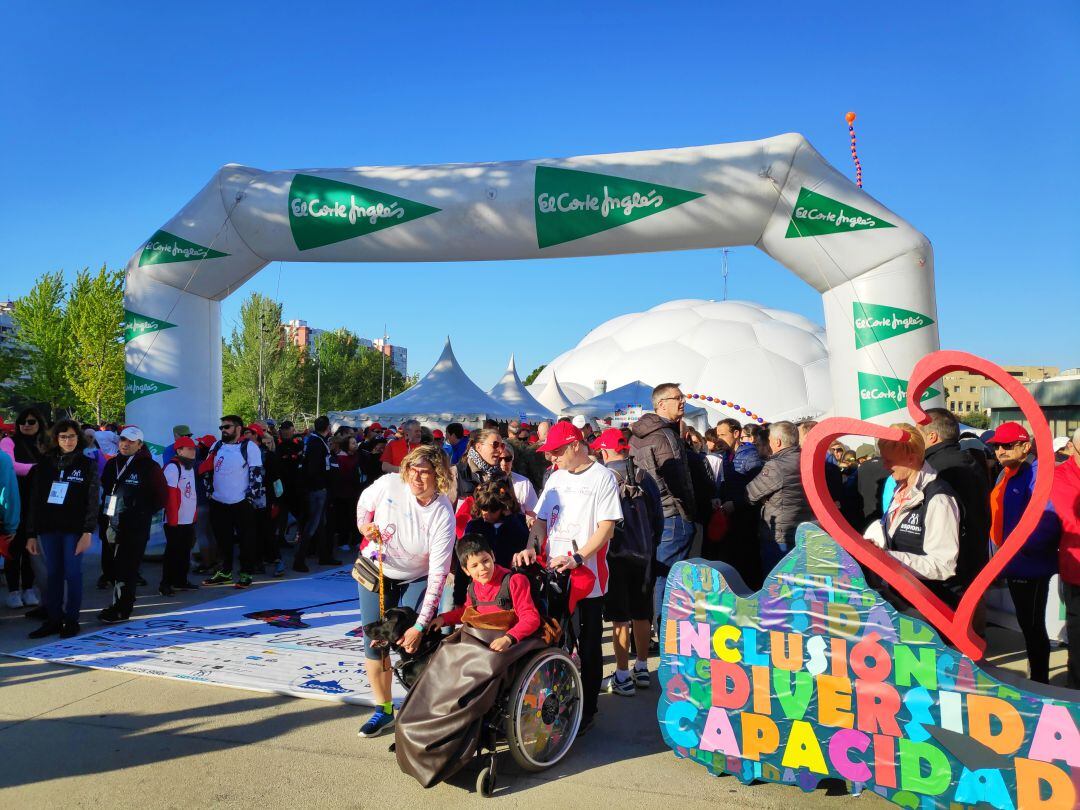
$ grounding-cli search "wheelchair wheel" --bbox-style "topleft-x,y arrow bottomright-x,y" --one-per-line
504,647 -> 582,772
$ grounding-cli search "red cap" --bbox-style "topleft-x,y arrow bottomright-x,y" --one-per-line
174,436 -> 197,450
987,422 -> 1031,445
537,421 -> 584,453
432,429 -> 444,439
245,423 -> 265,438
463,429 -> 470,436
369,422 -> 383,431
198,434 -> 216,448
589,428 -> 628,452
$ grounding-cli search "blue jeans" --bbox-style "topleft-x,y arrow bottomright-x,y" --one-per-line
653,515 -> 696,623
357,578 -> 429,660
39,532 -> 83,622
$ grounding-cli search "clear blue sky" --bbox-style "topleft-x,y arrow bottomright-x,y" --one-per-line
1,4 -> 1077,388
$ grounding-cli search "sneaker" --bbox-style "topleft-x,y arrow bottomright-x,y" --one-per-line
272,561 -> 285,578
632,665 -> 651,689
159,584 -> 175,597
234,573 -> 253,589
5,591 -> 23,609
358,709 -> 396,738
22,589 -> 40,607
28,621 -> 63,639
60,620 -> 80,639
25,605 -> 48,620
98,605 -> 129,624
606,672 -> 635,696
203,570 -> 234,586
96,576 -> 113,590
173,580 -> 198,591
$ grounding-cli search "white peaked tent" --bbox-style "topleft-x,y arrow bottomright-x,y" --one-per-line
531,372 -> 576,416
486,355 -> 557,422
330,338 -> 519,428
561,380 -> 710,431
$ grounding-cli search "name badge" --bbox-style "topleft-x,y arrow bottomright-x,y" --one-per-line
105,494 -> 119,516
48,481 -> 69,505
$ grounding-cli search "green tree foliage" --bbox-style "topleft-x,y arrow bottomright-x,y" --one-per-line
964,411 -> 990,430
67,265 -> 125,423
524,363 -> 546,386
11,271 -> 76,417
221,294 -> 303,421
300,328 -> 411,413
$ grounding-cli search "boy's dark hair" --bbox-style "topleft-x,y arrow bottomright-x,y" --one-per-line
314,415 -> 330,432
456,534 -> 494,566
471,477 -> 520,518
279,420 -> 294,430
446,422 -> 464,440
221,414 -> 244,427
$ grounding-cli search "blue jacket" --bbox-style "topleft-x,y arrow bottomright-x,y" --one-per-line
0,450 -> 20,534
997,460 -> 1061,579
719,442 -> 763,501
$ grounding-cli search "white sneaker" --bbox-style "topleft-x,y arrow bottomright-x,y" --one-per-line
22,589 -> 40,607
5,591 -> 23,609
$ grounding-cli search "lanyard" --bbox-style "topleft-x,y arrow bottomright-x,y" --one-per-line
111,455 -> 136,494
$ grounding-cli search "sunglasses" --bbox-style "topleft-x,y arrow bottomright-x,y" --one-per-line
20,419 -> 38,426
219,425 -> 236,431
994,441 -> 1023,451
489,440 -> 505,449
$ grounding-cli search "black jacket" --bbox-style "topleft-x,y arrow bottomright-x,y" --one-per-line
856,458 -> 890,531
303,432 -> 332,492
276,435 -> 305,494
101,447 -> 167,524
26,450 -> 100,535
629,414 -> 698,520
924,440 -> 992,587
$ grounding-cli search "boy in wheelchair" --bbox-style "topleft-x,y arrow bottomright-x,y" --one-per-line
431,535 -> 541,650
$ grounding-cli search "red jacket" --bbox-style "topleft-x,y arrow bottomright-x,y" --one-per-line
1052,458 -> 1080,585
438,565 -> 541,642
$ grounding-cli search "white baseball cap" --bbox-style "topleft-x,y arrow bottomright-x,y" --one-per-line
120,426 -> 144,442
571,415 -> 587,429
1053,436 -> 1070,452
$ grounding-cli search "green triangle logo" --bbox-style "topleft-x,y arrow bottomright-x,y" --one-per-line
139,230 -> 229,266
124,309 -> 177,343
785,187 -> 896,238
288,173 -> 442,251
853,302 -> 935,349
125,371 -> 176,404
858,371 -> 940,419
535,166 -> 705,249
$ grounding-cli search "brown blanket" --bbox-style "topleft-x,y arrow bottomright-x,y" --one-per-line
395,625 -> 547,787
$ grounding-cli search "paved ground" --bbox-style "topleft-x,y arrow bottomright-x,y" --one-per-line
0,551 -> 1069,809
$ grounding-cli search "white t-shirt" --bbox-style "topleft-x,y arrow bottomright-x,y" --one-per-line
535,461 -> 623,598
356,474 -> 455,584
211,441 -> 263,505
510,471 -> 538,514
163,460 -> 197,525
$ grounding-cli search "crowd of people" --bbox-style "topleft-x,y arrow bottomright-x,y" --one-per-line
1,386 -> 1078,737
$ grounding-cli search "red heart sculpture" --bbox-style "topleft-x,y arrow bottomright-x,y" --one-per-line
800,350 -> 1055,660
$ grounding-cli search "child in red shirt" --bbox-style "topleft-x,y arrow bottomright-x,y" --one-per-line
433,535 -> 540,652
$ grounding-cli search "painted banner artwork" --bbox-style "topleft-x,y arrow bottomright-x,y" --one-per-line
13,568 -> 407,705
657,525 -> 1078,809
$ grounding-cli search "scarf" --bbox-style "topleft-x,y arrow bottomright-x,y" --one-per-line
467,446 -> 499,480
990,465 -> 1019,546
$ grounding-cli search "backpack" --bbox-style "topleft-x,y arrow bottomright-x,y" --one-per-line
200,438 -> 255,499
608,456 -> 658,565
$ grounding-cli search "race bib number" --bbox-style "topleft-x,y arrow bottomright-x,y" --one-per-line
48,482 -> 69,505
105,494 -> 119,517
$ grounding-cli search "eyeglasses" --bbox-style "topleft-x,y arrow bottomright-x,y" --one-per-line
658,395 -> 686,404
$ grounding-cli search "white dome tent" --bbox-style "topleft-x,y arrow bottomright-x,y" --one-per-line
561,380 -> 711,432
330,337 -> 519,428
486,355 -> 557,422
534,300 -> 832,424
529,372 -> 577,416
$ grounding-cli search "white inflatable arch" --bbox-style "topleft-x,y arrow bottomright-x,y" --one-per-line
124,133 -> 940,446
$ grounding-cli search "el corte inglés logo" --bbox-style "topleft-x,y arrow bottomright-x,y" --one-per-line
288,173 -> 441,251
125,371 -> 176,404
123,309 -> 177,343
139,230 -> 229,266
852,302 -> 935,349
785,188 -> 895,238
858,371 -> 940,419
534,165 -> 705,249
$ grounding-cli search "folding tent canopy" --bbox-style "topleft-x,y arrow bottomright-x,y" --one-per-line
486,355 -> 556,422
330,338 -> 519,429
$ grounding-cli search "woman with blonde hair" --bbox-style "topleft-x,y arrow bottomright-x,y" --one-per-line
863,423 -> 961,607
353,443 -> 455,738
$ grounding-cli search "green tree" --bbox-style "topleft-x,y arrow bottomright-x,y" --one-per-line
301,329 -> 412,414
67,265 -> 125,423
11,271 -> 75,417
964,411 -> 990,430
221,293 -> 303,421
524,364 -> 546,386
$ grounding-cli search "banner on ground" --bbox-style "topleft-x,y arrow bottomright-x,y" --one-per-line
15,568 -> 405,705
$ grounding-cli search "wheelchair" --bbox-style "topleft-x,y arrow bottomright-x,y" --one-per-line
394,564 -> 583,797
